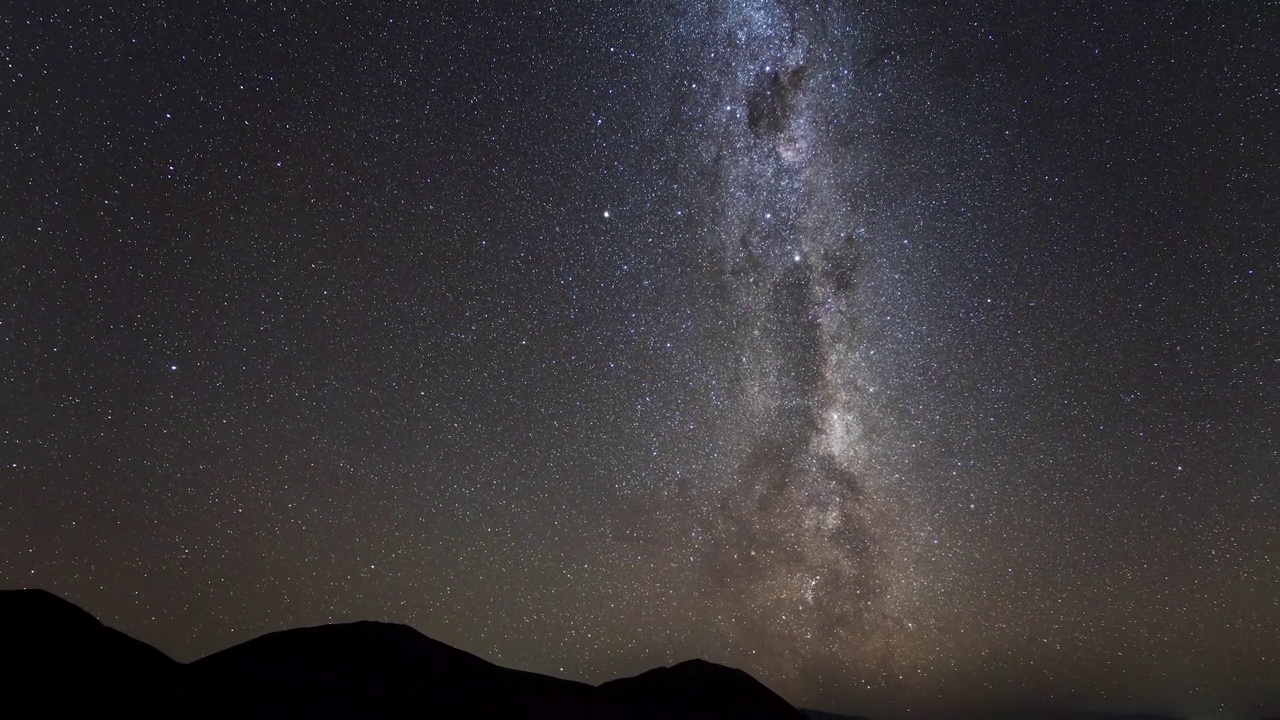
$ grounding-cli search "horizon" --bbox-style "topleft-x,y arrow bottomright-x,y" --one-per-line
6,585 -> 1273,720
1,3 -> 1274,720
4,585 -> 1268,720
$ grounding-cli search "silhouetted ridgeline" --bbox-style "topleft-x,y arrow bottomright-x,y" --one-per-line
3,589 -> 1258,720
0,588 -> 801,719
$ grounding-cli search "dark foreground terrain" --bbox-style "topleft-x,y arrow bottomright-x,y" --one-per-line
0,588 -> 802,719
2,589 -> 1238,720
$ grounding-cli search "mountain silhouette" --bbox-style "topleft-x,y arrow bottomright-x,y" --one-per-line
190,619 -> 617,718
0,588 -> 188,717
0,588 -> 802,719
7,589 -> 1236,720
599,658 -> 804,719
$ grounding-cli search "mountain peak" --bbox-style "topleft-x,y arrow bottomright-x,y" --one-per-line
600,657 -> 804,720
0,587 -> 95,618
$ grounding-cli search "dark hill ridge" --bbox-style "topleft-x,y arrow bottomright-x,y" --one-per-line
0,588 -> 796,719
3,590 -> 1225,720
0,588 -> 188,717
600,658 -> 803,719
190,619 -> 617,718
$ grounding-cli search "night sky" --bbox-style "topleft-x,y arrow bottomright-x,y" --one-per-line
2,2 -> 1276,718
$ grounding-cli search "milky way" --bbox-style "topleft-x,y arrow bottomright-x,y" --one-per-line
669,0 -> 914,672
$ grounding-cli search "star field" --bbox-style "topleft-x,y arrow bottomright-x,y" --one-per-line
1,3 -> 1276,718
